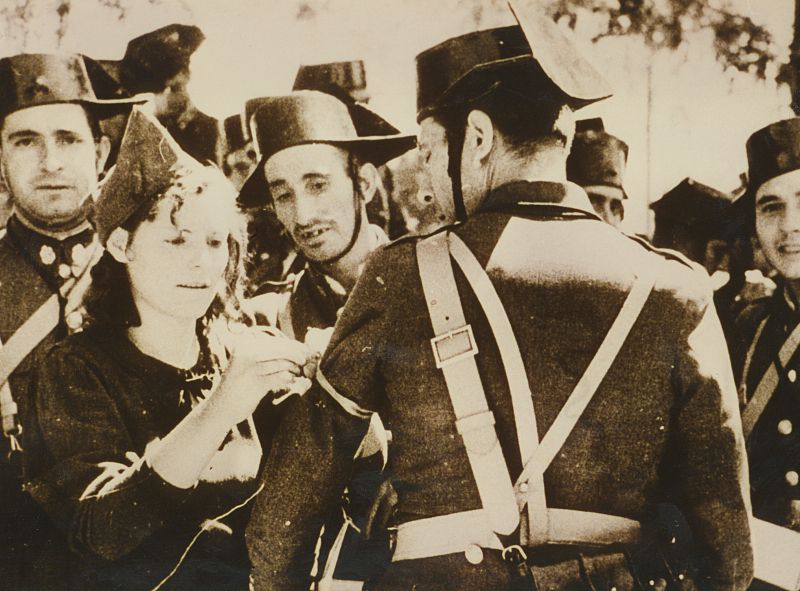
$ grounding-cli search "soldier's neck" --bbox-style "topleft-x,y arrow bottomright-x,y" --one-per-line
472,147 -> 568,214
498,149 -> 567,187
14,210 -> 92,242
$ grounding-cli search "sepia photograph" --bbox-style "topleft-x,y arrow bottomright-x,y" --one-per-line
0,0 -> 797,589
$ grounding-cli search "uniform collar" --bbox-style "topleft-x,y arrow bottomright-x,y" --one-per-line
5,215 -> 95,287
478,180 -> 599,218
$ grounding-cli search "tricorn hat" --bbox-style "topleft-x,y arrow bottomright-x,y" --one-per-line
221,112 -> 248,155
0,54 -> 140,121
744,117 -> 800,204
415,0 -> 611,122
650,178 -> 730,227
567,117 -> 629,199
293,60 -> 368,103
120,23 -> 205,94
92,106 -> 202,244
238,90 -> 415,208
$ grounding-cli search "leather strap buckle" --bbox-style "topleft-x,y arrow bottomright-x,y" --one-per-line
430,324 -> 478,368
502,544 -> 528,566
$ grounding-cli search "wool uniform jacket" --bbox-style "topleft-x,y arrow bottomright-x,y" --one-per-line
736,287 -> 800,530
0,216 -> 94,591
249,225 -> 393,584
246,181 -> 753,591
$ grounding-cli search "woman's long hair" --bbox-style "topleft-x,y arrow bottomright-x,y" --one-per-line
84,165 -> 250,366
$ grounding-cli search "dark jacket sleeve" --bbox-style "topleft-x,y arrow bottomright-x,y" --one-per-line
669,284 -> 753,591
26,347 -> 191,561
247,249 -> 394,591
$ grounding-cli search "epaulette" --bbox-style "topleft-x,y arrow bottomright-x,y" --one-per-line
624,233 -> 701,271
384,222 -> 461,250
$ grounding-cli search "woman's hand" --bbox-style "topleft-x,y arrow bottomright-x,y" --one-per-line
215,329 -> 313,424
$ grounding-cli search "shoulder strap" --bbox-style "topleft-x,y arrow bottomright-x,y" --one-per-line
741,318 -> 800,439
514,264 -> 656,489
0,238 -> 101,440
416,232 -> 519,536
447,233 -> 548,544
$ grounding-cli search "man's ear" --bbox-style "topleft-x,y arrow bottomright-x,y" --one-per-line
357,162 -> 380,205
106,227 -> 131,264
464,109 -> 494,164
95,135 -> 111,174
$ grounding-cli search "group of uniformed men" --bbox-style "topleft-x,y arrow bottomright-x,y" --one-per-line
2,2 -> 800,590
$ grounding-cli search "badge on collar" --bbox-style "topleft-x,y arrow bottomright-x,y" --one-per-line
39,244 -> 56,265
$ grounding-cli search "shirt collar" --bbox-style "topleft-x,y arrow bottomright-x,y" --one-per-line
478,180 -> 599,218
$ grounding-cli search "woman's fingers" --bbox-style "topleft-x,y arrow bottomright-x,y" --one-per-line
253,359 -> 303,377
233,331 -> 312,368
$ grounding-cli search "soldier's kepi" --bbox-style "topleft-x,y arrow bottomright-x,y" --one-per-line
0,53 -> 139,591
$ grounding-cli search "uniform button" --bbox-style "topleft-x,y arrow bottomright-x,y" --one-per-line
789,369 -> 798,383
779,419 -> 793,435
39,244 -> 55,265
65,311 -> 83,331
519,481 -> 529,493
464,544 -> 484,565
58,263 -> 71,279
786,471 -> 799,487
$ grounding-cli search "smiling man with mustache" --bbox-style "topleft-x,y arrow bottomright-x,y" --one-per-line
0,54 -> 137,590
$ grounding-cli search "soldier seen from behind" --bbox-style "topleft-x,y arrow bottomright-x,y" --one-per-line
246,3 -> 752,590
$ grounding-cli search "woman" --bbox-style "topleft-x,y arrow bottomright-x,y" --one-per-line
25,108 -> 311,591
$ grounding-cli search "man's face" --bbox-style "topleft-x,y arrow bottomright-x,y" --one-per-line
265,143 -> 358,262
224,144 -> 257,191
418,117 -> 456,223
1,103 -> 104,231
153,69 -> 191,120
587,190 -> 625,229
755,168 -> 800,280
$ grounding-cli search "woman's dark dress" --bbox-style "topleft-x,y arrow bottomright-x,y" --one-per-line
25,326 -> 276,591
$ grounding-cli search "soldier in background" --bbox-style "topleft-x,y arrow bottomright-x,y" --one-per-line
566,117 -> 629,229
650,177 -> 732,277
119,23 -> 220,165
0,53 -> 136,590
734,117 -> 800,589
246,3 -> 752,590
220,112 -> 257,191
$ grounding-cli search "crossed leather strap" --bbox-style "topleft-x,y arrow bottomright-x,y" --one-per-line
0,238 -> 102,446
413,230 -> 655,552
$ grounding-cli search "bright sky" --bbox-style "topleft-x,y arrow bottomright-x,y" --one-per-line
5,0 -> 795,233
